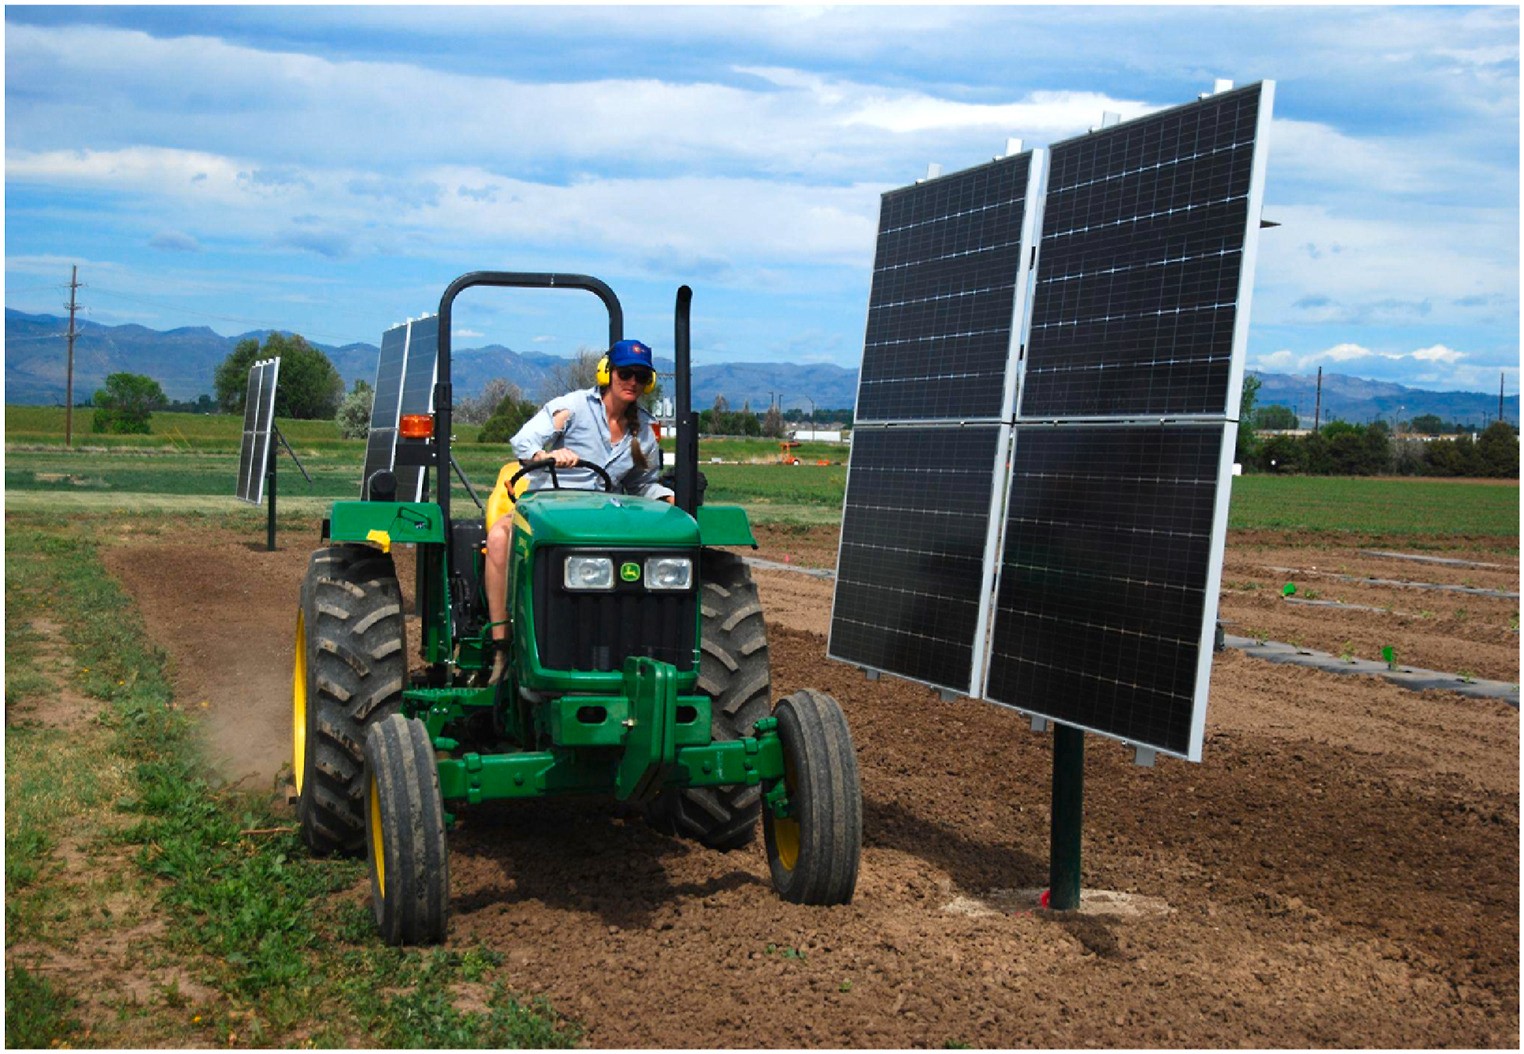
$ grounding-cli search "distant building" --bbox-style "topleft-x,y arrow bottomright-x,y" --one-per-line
789,429 -> 844,443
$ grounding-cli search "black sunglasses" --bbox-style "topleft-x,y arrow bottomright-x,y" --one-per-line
615,367 -> 652,382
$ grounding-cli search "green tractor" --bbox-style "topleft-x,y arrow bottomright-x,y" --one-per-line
291,272 -> 862,944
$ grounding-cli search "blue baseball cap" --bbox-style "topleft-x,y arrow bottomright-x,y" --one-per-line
608,339 -> 653,371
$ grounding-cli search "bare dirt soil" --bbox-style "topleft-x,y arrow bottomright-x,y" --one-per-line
102,520 -> 1518,1048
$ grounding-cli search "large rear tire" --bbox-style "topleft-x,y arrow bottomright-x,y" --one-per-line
365,714 -> 449,946
293,545 -> 406,856
644,549 -> 771,850
764,688 -> 862,905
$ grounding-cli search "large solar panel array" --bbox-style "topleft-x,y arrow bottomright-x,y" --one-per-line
361,315 -> 439,500
234,357 -> 281,505
828,149 -> 1042,696
830,82 -> 1273,760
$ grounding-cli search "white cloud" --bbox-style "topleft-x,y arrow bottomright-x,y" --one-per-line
1251,342 -> 1478,378
1411,344 -> 1465,364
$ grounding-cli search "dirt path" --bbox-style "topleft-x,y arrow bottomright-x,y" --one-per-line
103,521 -> 1518,1048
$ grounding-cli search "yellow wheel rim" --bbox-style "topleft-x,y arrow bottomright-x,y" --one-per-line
292,609 -> 307,795
369,774 -> 386,896
773,750 -> 801,872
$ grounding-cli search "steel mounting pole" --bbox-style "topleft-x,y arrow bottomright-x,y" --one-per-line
1048,723 -> 1084,910
266,434 -> 278,552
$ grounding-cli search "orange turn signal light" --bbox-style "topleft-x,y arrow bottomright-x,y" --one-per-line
399,414 -> 435,439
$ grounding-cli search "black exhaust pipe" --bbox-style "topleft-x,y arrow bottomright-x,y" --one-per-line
674,285 -> 698,517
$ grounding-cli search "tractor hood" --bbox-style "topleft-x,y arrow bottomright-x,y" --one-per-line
513,491 -> 700,548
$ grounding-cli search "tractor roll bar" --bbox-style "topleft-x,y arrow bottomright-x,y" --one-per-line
434,271 -> 624,534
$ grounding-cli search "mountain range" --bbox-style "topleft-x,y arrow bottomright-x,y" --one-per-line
4,308 -> 1516,427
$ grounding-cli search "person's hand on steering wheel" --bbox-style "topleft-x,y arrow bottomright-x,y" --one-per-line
538,447 -> 579,468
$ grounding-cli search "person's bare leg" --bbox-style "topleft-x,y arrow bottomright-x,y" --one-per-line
484,517 -> 511,682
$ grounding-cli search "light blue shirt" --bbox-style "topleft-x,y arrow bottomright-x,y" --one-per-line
510,386 -> 672,500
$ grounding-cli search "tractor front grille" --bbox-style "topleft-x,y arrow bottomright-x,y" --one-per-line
532,548 -> 698,673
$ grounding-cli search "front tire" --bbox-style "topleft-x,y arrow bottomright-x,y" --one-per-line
293,545 -> 406,856
365,714 -> 449,946
644,549 -> 771,850
764,689 -> 862,905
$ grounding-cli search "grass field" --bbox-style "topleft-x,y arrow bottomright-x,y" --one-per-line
5,406 -> 1517,536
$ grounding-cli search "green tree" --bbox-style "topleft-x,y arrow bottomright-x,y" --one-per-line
1475,421 -> 1520,478
479,392 -> 539,445
1253,403 -> 1299,431
214,332 -> 344,420
1259,434 -> 1302,473
1426,434 -> 1481,477
1235,373 -> 1261,464
92,372 -> 166,434
459,378 -> 520,425
1409,413 -> 1446,435
335,379 -> 374,440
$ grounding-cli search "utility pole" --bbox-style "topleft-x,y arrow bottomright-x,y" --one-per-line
65,265 -> 81,448
1313,366 -> 1322,432
1500,372 -> 1506,426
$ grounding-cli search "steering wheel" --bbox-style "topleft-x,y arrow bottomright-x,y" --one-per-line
506,456 -> 615,503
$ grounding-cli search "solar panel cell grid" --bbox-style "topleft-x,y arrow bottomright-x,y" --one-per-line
829,425 -> 1001,694
361,323 -> 409,497
396,316 -> 439,501
235,363 -> 262,502
984,424 -> 1227,756
855,154 -> 1031,423
1021,84 -> 1263,419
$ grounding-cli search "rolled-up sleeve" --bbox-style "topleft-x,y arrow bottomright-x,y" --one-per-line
510,400 -> 564,463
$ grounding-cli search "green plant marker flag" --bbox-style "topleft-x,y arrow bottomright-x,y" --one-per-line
1282,582 -> 1296,597
1382,646 -> 1397,670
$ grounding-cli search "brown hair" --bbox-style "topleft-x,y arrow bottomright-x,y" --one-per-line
624,401 -> 648,469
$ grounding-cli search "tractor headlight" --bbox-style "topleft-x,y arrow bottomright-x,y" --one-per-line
563,555 -> 615,591
645,556 -> 693,591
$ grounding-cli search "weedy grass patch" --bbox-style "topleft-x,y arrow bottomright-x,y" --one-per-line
3,512 -> 576,1048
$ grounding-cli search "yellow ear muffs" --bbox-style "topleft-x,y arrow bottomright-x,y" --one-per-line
597,354 -> 657,393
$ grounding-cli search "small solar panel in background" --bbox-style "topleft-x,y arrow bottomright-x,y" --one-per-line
361,321 -> 410,497
395,315 -> 440,502
234,358 -> 281,505
359,316 -> 440,500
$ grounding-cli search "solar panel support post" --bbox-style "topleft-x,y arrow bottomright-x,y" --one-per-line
264,427 -> 279,552
1048,723 -> 1084,911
